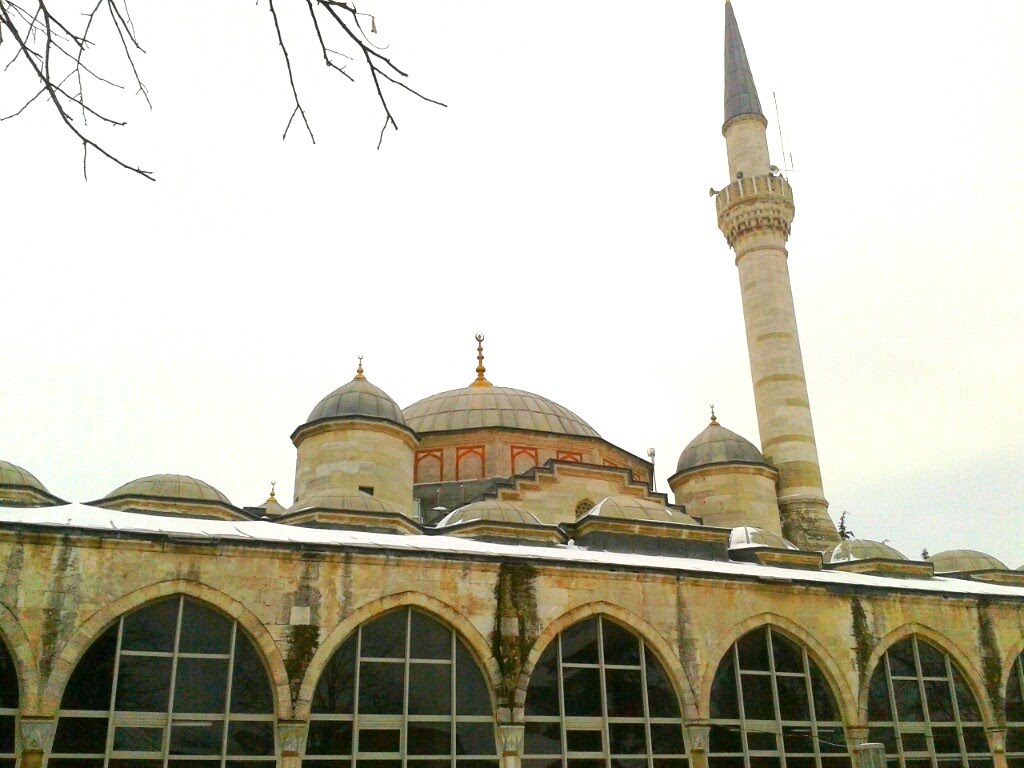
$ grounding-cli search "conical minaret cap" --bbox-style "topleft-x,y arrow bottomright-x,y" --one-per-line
724,0 -> 764,125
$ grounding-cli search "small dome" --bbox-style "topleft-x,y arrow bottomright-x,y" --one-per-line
304,368 -> 406,429
0,461 -> 50,494
676,418 -> 768,473
824,539 -> 907,564
586,495 -> 698,525
730,526 -> 798,550
437,500 -> 543,528
288,491 -> 406,516
930,549 -> 1008,574
103,474 -> 233,506
404,385 -> 598,437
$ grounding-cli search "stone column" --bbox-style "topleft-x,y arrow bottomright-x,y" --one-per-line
278,720 -> 309,768
685,722 -> 711,768
19,718 -> 55,768
987,727 -> 1007,768
497,723 -> 525,768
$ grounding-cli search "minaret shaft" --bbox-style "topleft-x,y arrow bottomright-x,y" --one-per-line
717,1 -> 838,550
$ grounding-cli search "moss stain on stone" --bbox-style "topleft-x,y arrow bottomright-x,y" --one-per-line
850,597 -> 875,680
283,555 -> 323,702
491,562 -> 539,710
976,598 -> 1004,724
40,536 -> 81,680
0,541 -> 24,609
674,577 -> 701,711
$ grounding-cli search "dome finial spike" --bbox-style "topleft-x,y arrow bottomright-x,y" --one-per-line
710,404 -> 718,424
471,333 -> 492,387
355,355 -> 365,380
266,481 -> 277,504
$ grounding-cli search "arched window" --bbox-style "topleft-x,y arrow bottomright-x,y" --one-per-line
867,636 -> 991,768
522,615 -> 688,768
304,607 -> 498,767
0,640 -> 17,767
50,595 -> 276,767
708,626 -> 850,768
1003,649 -> 1023,767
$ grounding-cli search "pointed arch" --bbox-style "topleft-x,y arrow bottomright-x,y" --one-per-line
295,590 -> 499,720
517,601 -> 697,721
859,622 -> 996,728
40,579 -> 290,718
700,611 -> 858,729
1002,634 -> 1024,696
0,600 -> 39,714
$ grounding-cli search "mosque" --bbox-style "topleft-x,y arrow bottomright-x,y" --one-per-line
1,3 -> 1022,768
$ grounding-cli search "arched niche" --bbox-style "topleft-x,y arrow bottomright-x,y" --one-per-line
522,614 -> 690,768
707,625 -> 852,768
303,605 -> 500,768
47,594 -> 277,766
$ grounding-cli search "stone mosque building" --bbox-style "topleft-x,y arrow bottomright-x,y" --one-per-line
2,3 -> 1023,768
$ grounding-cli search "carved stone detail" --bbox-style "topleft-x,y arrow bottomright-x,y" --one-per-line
278,721 -> 309,756
685,722 -> 711,752
20,718 -> 56,753
497,723 -> 525,754
715,174 -> 796,248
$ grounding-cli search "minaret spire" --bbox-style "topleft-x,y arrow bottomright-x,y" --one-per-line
724,0 -> 764,126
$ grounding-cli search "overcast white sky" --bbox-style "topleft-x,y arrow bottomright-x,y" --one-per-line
2,2 -> 1022,566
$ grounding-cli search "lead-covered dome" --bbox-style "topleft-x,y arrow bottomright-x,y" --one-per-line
102,474 -> 233,506
437,500 -> 543,528
676,416 -> 768,473
0,460 -> 65,506
930,549 -> 1008,574
824,539 -> 907,564
404,385 -> 599,437
585,495 -> 698,525
1,461 -> 49,495
730,526 -> 798,550
302,364 -> 407,430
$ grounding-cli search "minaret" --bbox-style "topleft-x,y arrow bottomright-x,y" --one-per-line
715,1 -> 839,550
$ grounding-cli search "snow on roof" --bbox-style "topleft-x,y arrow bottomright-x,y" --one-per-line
2,503 -> 1022,599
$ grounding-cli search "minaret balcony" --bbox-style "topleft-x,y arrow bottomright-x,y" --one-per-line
715,174 -> 796,248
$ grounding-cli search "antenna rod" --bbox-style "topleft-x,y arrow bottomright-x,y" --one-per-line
773,91 -> 789,173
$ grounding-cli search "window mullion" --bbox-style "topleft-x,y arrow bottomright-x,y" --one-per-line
765,630 -> 783,765
597,616 -> 610,768
103,615 -> 127,768
353,626 -> 363,768
161,595 -> 185,768
219,620 -> 238,767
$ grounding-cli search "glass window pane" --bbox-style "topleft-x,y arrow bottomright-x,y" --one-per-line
114,726 -> 165,751
566,730 -> 603,752
456,643 -> 492,716
525,643 -> 559,717
53,715 -> 108,753
409,661 -> 451,714
562,667 -> 602,716
179,599 -> 233,654
455,722 -> 496,756
605,668 -> 644,717
122,598 -> 179,653
811,667 -> 839,721
0,645 -> 15,710
770,633 -> 804,674
408,722 -> 451,756
524,722 -> 561,755
410,611 -> 451,660
360,611 -> 408,659
901,732 -> 927,752
360,729 -> 401,754
561,619 -> 599,665
650,724 -> 684,755
962,727 -> 989,753
887,641 -> 916,678
931,727 -> 960,754
776,675 -> 810,721
358,661 -> 405,715
227,721 -> 275,755
867,672 -> 891,721
892,679 -> 924,721
737,630 -> 770,672
645,652 -> 681,719
306,721 -> 352,756
169,720 -> 225,755
116,655 -> 173,712
740,673 -> 775,720
746,731 -> 776,751
230,633 -> 274,715
602,621 -> 640,666
867,727 -> 897,753
0,716 -> 12,754
62,624 -> 118,709
709,724 -> 742,754
924,679 -> 955,721
710,653 -> 739,720
816,726 -> 848,754
174,657 -> 229,713
916,641 -> 945,678
952,668 -> 981,721
312,637 -> 356,715
608,723 -> 646,755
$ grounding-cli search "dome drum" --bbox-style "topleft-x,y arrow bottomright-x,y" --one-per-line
280,492 -> 419,535
0,461 -> 67,508
929,550 -> 1024,587
823,539 -> 934,579
434,500 -> 562,546
93,474 -> 242,521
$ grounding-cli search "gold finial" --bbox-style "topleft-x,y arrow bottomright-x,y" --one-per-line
355,355 -> 366,380
470,333 -> 492,387
709,404 -> 718,425
266,481 -> 277,504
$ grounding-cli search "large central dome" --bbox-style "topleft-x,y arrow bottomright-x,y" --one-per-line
403,385 -> 599,437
